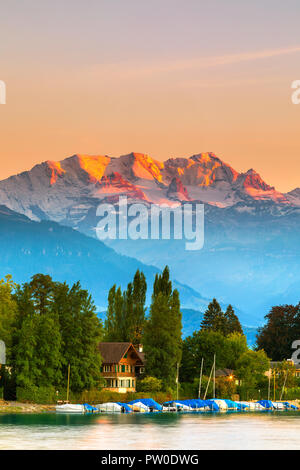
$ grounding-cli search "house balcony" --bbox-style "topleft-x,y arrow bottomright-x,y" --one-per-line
101,371 -> 136,378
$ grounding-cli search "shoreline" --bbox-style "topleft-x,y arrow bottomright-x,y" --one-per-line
0,401 -> 56,414
1,400 -> 300,414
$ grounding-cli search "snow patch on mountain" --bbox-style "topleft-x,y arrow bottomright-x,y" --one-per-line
0,151 -> 296,232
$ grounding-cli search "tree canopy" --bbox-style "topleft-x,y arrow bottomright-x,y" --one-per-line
143,266 -> 182,388
256,304 -> 300,360
1,274 -> 103,395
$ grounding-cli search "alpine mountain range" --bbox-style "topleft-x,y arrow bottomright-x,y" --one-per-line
0,151 -> 299,332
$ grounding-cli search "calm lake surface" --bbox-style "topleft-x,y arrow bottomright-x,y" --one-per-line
0,411 -> 300,450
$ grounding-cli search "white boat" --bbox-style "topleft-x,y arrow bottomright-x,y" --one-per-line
128,401 -> 150,413
172,402 -> 193,412
162,405 -> 177,412
212,399 -> 228,411
96,402 -> 124,413
272,402 -> 285,410
55,404 -> 85,414
239,401 -> 266,410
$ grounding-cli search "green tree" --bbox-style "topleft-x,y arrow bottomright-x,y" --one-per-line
14,315 -> 38,388
180,330 -> 248,383
104,285 -> 117,341
34,311 -> 62,387
13,274 -> 103,394
14,274 -> 61,389
0,275 -> 18,360
143,267 -> 182,388
201,299 -> 227,334
235,349 -> 270,399
256,304 -> 299,360
137,376 -> 162,393
131,270 -> 147,345
226,332 -> 248,369
104,270 -> 147,344
54,281 -> 103,392
224,305 -> 243,335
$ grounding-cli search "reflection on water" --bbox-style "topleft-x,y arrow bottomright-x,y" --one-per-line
0,412 -> 300,450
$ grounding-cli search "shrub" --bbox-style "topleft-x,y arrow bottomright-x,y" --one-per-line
137,376 -> 162,393
17,385 -> 57,404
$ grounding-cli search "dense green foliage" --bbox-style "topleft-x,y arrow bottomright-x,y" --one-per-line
0,276 -> 18,357
143,267 -> 182,389
0,274 -> 103,399
180,299 -> 270,400
256,304 -> 300,360
137,376 -> 163,393
104,270 -> 147,345
1,265 -> 299,402
180,330 -> 248,382
201,299 -> 243,335
235,349 -> 270,399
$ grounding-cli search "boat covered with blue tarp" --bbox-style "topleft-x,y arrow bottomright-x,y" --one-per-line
116,402 -> 132,413
224,399 -> 248,410
83,403 -> 98,412
127,398 -> 163,411
257,400 -> 275,409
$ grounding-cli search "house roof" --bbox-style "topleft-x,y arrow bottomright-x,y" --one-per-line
98,342 -> 144,364
215,368 -> 234,378
137,351 -> 145,363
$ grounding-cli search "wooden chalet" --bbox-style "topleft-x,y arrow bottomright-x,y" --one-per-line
98,342 -> 145,393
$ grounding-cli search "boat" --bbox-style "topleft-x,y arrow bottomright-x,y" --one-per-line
238,401 -> 266,410
55,404 -> 85,414
162,401 -> 193,412
272,401 -> 287,410
96,402 -> 131,413
128,401 -> 150,412
127,398 -> 162,412
211,399 -> 228,411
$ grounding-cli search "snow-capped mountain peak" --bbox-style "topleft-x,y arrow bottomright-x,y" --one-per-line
0,151 -> 296,227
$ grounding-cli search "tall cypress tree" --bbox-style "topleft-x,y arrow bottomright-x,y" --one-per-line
143,266 -> 182,388
131,270 -> 147,345
103,270 -> 147,344
104,285 -> 117,341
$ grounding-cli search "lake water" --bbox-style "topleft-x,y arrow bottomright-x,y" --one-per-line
0,411 -> 300,450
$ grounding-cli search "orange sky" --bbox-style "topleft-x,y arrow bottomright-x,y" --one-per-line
0,1 -> 300,192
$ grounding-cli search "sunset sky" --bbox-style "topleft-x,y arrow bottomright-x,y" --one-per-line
0,0 -> 300,192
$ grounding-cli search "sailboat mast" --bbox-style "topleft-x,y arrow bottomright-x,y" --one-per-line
67,364 -> 70,403
198,358 -> 204,399
213,354 -> 216,399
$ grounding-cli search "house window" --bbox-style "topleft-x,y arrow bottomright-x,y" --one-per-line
122,365 -> 125,373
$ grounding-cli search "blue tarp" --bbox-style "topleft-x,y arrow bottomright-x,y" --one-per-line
204,400 -> 220,411
257,400 -> 274,409
83,403 -> 98,412
163,399 -> 219,411
282,402 -> 298,410
224,399 -> 248,410
116,402 -> 132,413
127,398 -> 163,411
